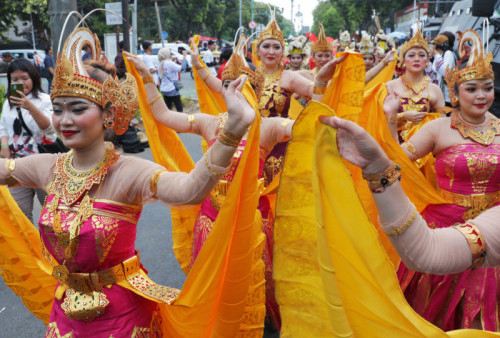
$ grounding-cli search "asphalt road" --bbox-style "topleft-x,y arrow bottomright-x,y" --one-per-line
0,73 -> 279,337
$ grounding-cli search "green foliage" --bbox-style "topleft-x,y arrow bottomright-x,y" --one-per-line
0,0 -> 49,46
0,85 -> 6,113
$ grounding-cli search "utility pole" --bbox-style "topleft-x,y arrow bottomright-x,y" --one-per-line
121,0 -> 130,52
251,0 -> 254,36
131,0 -> 138,54
290,0 -> 293,37
239,0 -> 243,28
30,13 -> 36,50
154,1 -> 165,47
48,0 -> 78,58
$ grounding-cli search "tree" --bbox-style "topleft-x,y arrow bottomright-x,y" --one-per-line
0,0 -> 49,47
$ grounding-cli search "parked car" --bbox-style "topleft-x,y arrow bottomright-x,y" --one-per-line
0,49 -> 46,65
137,43 -> 192,69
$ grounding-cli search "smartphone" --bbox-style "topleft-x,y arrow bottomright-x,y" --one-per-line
10,83 -> 24,98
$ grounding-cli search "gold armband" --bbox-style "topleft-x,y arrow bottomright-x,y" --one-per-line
194,64 -> 204,71
313,85 -> 327,95
281,119 -> 292,128
150,169 -> 168,198
217,128 -> 242,148
204,155 -> 227,177
402,141 -> 417,161
386,207 -> 417,236
187,114 -> 195,125
142,75 -> 155,85
147,94 -> 162,106
5,159 -> 19,187
453,222 -> 487,269
201,72 -> 210,81
362,162 -> 401,193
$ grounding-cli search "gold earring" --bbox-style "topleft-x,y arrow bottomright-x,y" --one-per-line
103,118 -> 114,129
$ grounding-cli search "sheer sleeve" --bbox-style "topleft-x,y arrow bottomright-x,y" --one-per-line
0,154 -> 57,189
260,117 -> 293,153
401,119 -> 438,160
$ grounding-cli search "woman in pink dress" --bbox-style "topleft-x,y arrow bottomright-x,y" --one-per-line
325,29 -> 499,331
0,26 -> 256,337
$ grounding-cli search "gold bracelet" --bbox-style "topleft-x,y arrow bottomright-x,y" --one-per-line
397,112 -> 405,121
386,207 -> 417,236
148,94 -> 162,106
5,159 -> 19,187
402,141 -> 417,161
187,114 -> 195,125
150,169 -> 168,198
313,85 -> 327,95
388,116 -> 397,124
204,154 -> 227,177
453,222 -> 487,269
194,64 -> 204,71
362,162 -> 402,193
143,75 -> 155,85
217,128 -> 242,148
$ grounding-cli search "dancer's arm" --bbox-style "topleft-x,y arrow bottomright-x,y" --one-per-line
365,50 -> 395,84
320,116 -> 499,274
191,45 -> 222,93
400,119 -> 439,161
260,117 -> 294,152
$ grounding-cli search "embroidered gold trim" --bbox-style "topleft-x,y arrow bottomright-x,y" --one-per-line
453,222 -> 487,269
386,207 -> 418,236
46,322 -> 74,338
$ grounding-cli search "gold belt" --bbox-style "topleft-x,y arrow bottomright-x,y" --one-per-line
52,255 -> 140,294
440,189 -> 500,220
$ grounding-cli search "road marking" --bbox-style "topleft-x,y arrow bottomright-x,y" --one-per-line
0,307 -> 5,314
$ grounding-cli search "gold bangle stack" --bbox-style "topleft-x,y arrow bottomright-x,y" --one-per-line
149,169 -> 168,198
217,128 -> 242,148
453,222 -> 487,269
362,162 -> 401,193
142,75 -> 155,85
313,77 -> 327,95
386,207 -> 417,236
204,155 -> 227,177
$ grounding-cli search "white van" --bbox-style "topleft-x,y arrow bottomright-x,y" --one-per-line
1,49 -> 46,64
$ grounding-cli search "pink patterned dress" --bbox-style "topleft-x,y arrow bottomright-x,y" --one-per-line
397,143 -> 500,331
191,139 -> 280,328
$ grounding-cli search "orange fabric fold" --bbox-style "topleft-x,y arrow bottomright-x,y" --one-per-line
124,54 -> 199,274
191,35 -> 227,116
321,51 -> 365,122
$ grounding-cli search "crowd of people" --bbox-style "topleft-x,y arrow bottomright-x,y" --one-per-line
0,8 -> 498,338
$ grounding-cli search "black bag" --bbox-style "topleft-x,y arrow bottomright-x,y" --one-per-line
17,108 -> 69,153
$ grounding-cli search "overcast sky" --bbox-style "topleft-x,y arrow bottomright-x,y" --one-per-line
261,0 -> 318,31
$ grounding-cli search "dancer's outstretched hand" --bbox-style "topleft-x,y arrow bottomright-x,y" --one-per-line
223,76 -> 255,137
316,54 -> 347,84
319,116 -> 391,174
124,52 -> 150,78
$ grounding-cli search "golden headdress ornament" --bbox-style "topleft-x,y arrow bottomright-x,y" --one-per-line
399,27 -> 428,61
339,31 -> 351,47
222,33 -> 255,84
312,22 -> 333,53
445,29 -> 494,106
287,35 -> 308,56
51,27 -> 139,135
257,10 -> 285,47
359,34 -> 374,55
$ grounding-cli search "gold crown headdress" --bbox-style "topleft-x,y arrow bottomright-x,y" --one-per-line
398,28 -> 428,61
222,33 -> 255,84
257,10 -> 285,47
444,29 -> 494,106
287,36 -> 308,57
51,26 -> 138,135
339,31 -> 351,47
359,34 -> 374,55
312,22 -> 333,53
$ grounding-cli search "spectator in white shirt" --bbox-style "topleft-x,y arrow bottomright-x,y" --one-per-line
158,48 -> 183,112
432,32 -> 457,107
142,41 -> 159,85
203,40 -> 217,76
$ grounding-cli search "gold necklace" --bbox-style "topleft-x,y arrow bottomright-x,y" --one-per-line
401,74 -> 429,96
451,110 -> 500,146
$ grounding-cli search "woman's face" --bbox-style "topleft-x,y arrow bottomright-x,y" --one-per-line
458,78 -> 495,119
258,39 -> 283,67
403,47 -> 428,73
313,50 -> 333,70
363,54 -> 376,70
10,70 -> 33,95
289,53 -> 303,69
52,97 -> 107,150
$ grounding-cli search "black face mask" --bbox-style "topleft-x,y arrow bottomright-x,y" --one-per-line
13,117 -> 22,136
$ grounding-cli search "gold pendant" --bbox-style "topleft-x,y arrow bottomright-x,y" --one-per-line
61,288 -> 109,321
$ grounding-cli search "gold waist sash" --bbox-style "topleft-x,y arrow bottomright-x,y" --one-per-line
440,189 -> 500,220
